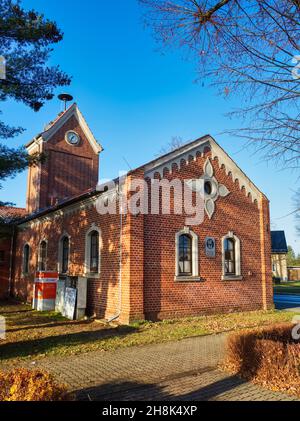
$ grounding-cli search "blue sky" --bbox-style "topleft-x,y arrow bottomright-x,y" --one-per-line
1,0 -> 299,253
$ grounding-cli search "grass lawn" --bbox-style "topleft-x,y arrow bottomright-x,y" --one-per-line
278,281 -> 300,287
0,300 -> 298,366
274,281 -> 300,295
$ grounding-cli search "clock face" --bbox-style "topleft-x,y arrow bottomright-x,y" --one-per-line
66,131 -> 80,145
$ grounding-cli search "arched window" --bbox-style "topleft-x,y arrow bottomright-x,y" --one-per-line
23,244 -> 30,274
224,238 -> 235,275
179,234 -> 192,276
85,227 -> 101,275
61,236 -> 69,274
222,232 -> 242,280
175,228 -> 199,280
90,231 -> 99,273
39,241 -> 47,272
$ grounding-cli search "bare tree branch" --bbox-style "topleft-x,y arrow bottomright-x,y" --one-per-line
140,0 -> 300,168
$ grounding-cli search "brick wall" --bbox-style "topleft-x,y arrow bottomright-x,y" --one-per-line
119,170 -> 145,324
27,115 -> 99,213
11,150 -> 273,323
0,226 -> 13,299
12,202 -> 121,320
143,150 -> 273,321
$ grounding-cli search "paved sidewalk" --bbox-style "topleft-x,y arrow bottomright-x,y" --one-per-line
27,334 -> 296,401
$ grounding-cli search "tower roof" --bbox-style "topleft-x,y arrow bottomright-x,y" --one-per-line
26,103 -> 103,155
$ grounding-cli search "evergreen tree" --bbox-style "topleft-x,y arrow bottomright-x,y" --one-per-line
0,0 -> 71,205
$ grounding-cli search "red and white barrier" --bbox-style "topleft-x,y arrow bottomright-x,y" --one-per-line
33,272 -> 58,312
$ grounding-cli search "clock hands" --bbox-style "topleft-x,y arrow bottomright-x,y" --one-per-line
66,131 -> 79,145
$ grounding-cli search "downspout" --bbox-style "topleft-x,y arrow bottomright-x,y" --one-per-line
8,224 -> 16,297
108,186 -> 123,323
259,194 -> 268,311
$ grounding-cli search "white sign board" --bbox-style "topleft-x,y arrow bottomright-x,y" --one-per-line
55,280 -> 66,314
0,56 -> 6,80
76,277 -> 87,309
205,237 -> 216,258
63,288 -> 77,320
0,316 -> 5,340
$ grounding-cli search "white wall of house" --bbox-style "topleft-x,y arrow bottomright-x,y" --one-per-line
272,254 -> 288,281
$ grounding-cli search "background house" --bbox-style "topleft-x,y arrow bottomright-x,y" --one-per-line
288,266 -> 300,282
271,231 -> 288,282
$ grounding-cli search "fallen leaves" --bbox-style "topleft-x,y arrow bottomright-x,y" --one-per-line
223,324 -> 300,398
0,368 -> 70,401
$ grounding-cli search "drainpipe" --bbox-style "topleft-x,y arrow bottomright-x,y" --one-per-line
8,224 -> 16,297
259,194 -> 268,311
108,185 -> 123,323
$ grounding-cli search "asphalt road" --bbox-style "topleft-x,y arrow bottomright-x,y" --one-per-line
274,293 -> 300,311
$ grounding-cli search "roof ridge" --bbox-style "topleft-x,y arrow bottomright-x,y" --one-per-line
43,102 -> 75,133
26,103 -> 103,154
0,205 -> 26,209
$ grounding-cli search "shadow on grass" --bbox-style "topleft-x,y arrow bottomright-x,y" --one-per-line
0,325 -> 138,361
6,319 -> 93,334
0,309 -> 34,316
0,300 -> 30,312
5,312 -> 67,328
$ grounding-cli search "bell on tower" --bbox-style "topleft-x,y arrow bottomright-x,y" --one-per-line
25,101 -> 103,214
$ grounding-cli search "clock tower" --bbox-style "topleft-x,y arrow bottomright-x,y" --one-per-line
26,103 -> 103,213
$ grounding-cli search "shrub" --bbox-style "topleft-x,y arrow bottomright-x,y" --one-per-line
0,369 -> 70,401
223,323 -> 300,397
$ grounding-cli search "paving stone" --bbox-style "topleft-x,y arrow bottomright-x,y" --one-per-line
14,333 -> 298,401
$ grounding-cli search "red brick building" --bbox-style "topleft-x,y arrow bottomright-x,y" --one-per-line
0,104 -> 273,324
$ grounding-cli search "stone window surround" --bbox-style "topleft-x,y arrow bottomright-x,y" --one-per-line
175,227 -> 201,282
84,225 -> 102,278
222,232 -> 242,281
58,232 -> 71,275
38,239 -> 48,272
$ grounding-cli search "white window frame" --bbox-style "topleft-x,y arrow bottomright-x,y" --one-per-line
175,227 -> 200,281
58,233 -> 71,275
222,232 -> 242,280
84,225 -> 102,277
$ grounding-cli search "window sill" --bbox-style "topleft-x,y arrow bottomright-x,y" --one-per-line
85,272 -> 101,279
175,276 -> 203,283
222,275 -> 243,281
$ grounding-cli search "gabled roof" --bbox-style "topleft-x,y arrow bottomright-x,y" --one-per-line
16,133 -> 267,225
18,188 -> 100,225
271,231 -> 288,254
26,103 -> 103,155
141,135 -> 265,204
0,206 -> 27,224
